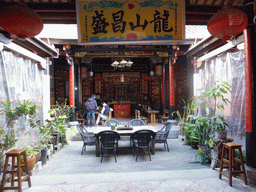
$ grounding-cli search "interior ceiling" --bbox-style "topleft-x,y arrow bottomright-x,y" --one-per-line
2,0 -> 245,59
2,0 -> 245,25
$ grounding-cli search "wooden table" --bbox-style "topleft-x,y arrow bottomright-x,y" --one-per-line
92,125 -> 158,157
144,110 -> 159,125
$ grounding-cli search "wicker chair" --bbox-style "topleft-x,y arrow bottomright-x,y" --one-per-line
128,119 -> 145,127
131,130 -> 156,161
96,130 -> 120,163
154,122 -> 173,151
76,125 -> 96,155
103,119 -> 121,127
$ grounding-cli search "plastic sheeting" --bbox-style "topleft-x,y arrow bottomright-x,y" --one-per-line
196,50 -> 245,142
0,49 -> 44,146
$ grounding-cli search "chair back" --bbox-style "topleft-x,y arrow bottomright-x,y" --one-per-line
76,125 -> 96,144
97,130 -> 120,149
128,119 -> 145,127
155,123 -> 173,141
161,122 -> 173,134
103,119 -> 121,127
131,130 -> 156,147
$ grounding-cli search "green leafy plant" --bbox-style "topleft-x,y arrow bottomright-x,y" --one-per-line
0,100 -> 41,168
212,115 -> 230,132
48,100 -> 71,135
172,98 -> 196,126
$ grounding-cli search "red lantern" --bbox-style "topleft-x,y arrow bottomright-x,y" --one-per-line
207,6 -> 248,40
0,3 -> 43,39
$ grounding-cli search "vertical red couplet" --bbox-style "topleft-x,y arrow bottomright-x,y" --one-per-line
169,65 -> 175,106
80,66 -> 83,105
69,65 -> 74,107
244,28 -> 252,133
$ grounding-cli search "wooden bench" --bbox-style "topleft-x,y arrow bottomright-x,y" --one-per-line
158,109 -> 169,123
76,110 -> 85,126
135,109 -> 148,124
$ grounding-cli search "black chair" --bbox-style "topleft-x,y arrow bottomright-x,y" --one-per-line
128,119 -> 145,127
103,119 -> 121,127
131,130 -> 156,161
128,119 -> 145,148
76,125 -> 96,155
96,130 -> 120,163
154,122 -> 173,152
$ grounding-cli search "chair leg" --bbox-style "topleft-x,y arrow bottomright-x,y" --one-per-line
165,141 -> 169,152
148,147 -> 151,161
135,148 -> 139,161
100,149 -> 104,163
81,143 -> 86,155
114,149 -> 117,162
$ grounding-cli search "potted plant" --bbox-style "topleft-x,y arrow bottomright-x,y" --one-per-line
172,98 -> 197,136
47,100 -> 71,150
38,124 -> 53,166
212,115 -> 230,140
0,100 -> 40,173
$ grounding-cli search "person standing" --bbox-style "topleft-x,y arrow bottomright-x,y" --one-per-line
85,95 -> 98,127
96,102 -> 113,125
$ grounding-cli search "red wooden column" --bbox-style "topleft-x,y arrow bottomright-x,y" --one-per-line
244,0 -> 256,168
69,61 -> 76,121
69,65 -> 74,107
169,56 -> 175,119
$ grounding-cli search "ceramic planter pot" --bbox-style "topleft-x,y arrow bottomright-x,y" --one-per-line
22,154 -> 36,172
215,131 -> 227,140
35,151 -> 41,163
191,141 -> 199,149
40,149 -> 47,166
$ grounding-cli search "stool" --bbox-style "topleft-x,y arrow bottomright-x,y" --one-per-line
0,149 -> 31,192
219,142 -> 247,186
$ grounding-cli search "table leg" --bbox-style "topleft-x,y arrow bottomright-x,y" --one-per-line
151,139 -> 155,155
149,114 -> 158,125
96,137 -> 100,157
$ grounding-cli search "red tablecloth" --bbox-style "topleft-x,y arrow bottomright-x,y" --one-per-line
114,104 -> 130,117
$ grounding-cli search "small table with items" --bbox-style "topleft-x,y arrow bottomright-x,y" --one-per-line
144,110 -> 159,125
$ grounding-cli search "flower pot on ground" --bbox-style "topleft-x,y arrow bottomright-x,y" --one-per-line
191,141 -> 199,149
39,144 -> 50,166
196,147 -> 211,164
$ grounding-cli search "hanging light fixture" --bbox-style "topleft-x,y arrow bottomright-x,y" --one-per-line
111,60 -> 119,69
111,58 -> 133,69
119,59 -> 127,68
126,59 -> 133,68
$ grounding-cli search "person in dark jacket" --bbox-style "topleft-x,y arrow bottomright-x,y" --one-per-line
95,102 -> 113,125
85,95 -> 98,126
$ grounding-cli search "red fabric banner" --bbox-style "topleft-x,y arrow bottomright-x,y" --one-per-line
114,104 -> 130,117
